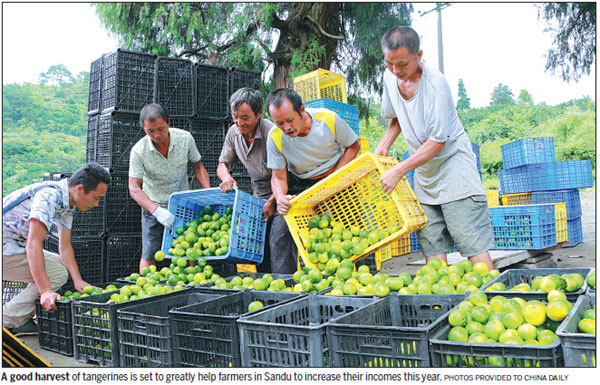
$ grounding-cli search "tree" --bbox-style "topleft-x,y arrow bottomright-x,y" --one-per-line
490,83 -> 515,107
38,65 -> 74,86
517,89 -> 534,106
94,3 -> 412,89
537,3 -> 596,82
456,79 -> 470,110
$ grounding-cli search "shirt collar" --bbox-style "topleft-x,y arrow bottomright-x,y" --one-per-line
58,178 -> 73,209
234,118 -> 266,140
145,128 -> 174,154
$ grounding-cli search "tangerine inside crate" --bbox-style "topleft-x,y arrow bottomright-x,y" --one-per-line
285,153 -> 427,269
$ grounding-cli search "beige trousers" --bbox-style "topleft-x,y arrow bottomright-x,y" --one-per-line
2,250 -> 68,328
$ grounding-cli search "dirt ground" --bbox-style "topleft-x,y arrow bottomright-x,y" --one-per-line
17,188 -> 597,367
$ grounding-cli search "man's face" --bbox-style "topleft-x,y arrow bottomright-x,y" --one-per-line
75,182 -> 107,212
383,46 -> 423,81
268,99 -> 305,138
232,103 -> 262,135
143,117 -> 170,145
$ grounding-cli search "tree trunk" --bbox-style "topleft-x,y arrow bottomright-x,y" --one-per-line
271,3 -> 342,89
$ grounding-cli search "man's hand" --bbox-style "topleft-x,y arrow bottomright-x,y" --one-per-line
40,290 -> 60,311
276,195 -> 295,216
219,177 -> 237,193
152,207 -> 175,229
73,279 -> 93,294
374,118 -> 401,156
380,164 -> 406,194
263,199 -> 275,221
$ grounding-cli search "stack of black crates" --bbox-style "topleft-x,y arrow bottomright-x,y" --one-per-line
43,49 -> 262,283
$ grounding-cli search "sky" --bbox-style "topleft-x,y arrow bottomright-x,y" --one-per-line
1,2 -> 596,108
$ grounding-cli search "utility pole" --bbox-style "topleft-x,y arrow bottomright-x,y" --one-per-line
419,3 -> 452,74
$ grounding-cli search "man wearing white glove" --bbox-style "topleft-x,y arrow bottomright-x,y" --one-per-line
129,103 -> 210,273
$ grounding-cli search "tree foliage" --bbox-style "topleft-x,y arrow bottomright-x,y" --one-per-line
537,3 -> 596,82
456,79 -> 471,110
517,89 -> 534,106
93,3 -> 412,91
3,67 -> 89,196
490,83 -> 515,107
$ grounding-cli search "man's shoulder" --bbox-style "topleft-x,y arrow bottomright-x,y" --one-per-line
170,126 -> 192,139
259,118 -> 275,130
131,134 -> 150,153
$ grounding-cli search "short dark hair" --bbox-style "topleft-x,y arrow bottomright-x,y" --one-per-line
68,162 -> 111,193
266,88 -> 303,116
230,87 -> 263,116
381,26 -> 420,54
139,103 -> 170,128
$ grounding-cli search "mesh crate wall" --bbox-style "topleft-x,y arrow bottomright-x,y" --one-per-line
87,112 -> 144,173
43,235 -> 105,286
196,64 -> 229,119
105,235 -> 143,282
155,57 -> 195,117
101,49 -> 157,114
229,68 -> 262,96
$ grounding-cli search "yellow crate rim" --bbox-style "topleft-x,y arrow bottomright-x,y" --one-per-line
285,153 -> 427,269
485,190 -> 500,207
501,192 -> 532,206
554,202 -> 567,243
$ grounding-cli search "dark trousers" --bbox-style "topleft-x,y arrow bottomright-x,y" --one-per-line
267,173 -> 323,274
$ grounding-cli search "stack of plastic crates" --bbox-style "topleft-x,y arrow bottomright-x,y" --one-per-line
489,204 -> 557,250
295,68 -> 360,135
498,137 -> 587,248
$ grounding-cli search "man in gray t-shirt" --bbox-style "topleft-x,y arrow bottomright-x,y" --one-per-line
266,88 -> 359,215
375,26 -> 494,271
265,88 -> 360,273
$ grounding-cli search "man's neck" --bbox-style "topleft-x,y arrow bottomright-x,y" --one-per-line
299,111 -> 312,137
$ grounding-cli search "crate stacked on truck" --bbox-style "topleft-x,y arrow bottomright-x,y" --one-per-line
499,137 -> 590,248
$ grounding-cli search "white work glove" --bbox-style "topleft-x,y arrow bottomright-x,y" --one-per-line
152,207 -> 175,229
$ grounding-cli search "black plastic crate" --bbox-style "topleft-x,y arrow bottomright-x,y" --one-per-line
92,112 -> 144,173
105,235 -> 142,282
102,49 -> 157,114
169,290 -> 304,367
328,293 -> 465,367
36,282 -> 122,357
556,293 -> 596,367
238,295 -> 377,367
88,55 -> 104,115
43,235 -> 105,287
102,172 -> 142,235
229,68 -> 261,95
189,174 -> 222,190
86,115 -> 100,164
155,57 -> 195,117
187,119 -> 226,176
72,287 -> 190,366
169,117 -> 192,131
196,64 -> 229,120
2,281 -> 28,306
480,267 -> 592,300
117,289 -> 226,367
231,174 -> 253,195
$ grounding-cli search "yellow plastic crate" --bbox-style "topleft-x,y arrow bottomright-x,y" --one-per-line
285,153 -> 427,269
501,192 -> 532,206
390,234 -> 411,257
485,190 -> 500,207
376,244 -> 392,264
237,264 -> 257,273
555,202 -> 567,243
293,68 -> 347,103
357,137 -> 369,155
